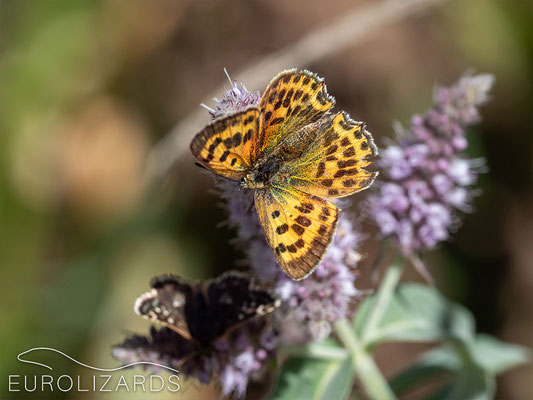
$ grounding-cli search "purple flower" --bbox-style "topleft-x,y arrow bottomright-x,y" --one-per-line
368,72 -> 494,253
202,69 -> 261,119
113,320 -> 277,398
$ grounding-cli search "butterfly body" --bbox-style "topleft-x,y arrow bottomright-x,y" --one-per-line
242,154 -> 283,189
191,69 -> 378,280
242,121 -> 321,190
184,287 -> 220,345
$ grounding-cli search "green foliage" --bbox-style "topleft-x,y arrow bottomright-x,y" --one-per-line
365,283 -> 530,399
269,340 -> 353,400
468,334 -> 531,375
390,344 -> 494,400
389,336 -> 530,400
272,283 -> 529,400
354,283 -> 475,345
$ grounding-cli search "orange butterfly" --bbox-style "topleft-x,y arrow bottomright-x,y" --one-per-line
191,69 -> 377,280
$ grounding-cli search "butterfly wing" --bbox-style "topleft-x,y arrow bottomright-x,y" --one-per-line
254,186 -> 339,280
256,69 -> 335,157
190,107 -> 260,180
202,271 -> 280,338
286,111 -> 378,198
134,274 -> 194,341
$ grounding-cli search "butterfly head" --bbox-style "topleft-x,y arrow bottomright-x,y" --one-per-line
241,173 -> 266,190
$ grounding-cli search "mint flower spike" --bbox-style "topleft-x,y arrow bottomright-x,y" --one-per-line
368,72 -> 495,255
113,320 -> 277,398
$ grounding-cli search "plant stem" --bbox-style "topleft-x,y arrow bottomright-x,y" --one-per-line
361,256 -> 405,341
335,319 -> 396,400
279,343 -> 348,361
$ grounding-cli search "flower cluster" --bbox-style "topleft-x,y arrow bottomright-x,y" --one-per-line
202,69 -> 261,119
368,73 -> 494,253
113,320 -> 277,398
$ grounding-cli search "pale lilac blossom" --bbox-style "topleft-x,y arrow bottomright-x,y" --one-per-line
369,72 -> 494,253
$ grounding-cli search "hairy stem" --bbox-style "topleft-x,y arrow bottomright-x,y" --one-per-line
279,343 -> 348,361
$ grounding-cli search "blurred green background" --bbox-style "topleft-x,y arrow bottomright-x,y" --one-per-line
0,0 -> 531,399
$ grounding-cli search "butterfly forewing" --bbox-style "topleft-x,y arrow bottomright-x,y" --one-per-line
257,69 -> 335,157
254,186 -> 339,280
134,274 -> 193,340
286,112 -> 378,198
190,107 -> 260,180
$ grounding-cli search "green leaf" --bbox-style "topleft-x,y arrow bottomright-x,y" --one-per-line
390,332 -> 530,400
389,344 -> 493,400
466,334 -> 531,375
269,341 -> 353,400
354,283 -> 475,346
352,281 -> 529,399
389,347 -> 457,396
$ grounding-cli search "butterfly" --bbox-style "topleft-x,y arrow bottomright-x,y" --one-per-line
190,69 -> 378,281
134,271 -> 280,346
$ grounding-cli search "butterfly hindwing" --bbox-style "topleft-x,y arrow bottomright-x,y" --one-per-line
205,271 -> 280,334
254,186 -> 339,280
134,274 -> 193,340
190,107 -> 260,180
286,112 -> 378,198
257,69 -> 335,157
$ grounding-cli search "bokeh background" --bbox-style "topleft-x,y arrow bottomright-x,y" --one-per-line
0,0 -> 531,399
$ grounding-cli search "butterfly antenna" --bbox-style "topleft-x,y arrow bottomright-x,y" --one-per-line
194,162 -> 211,171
